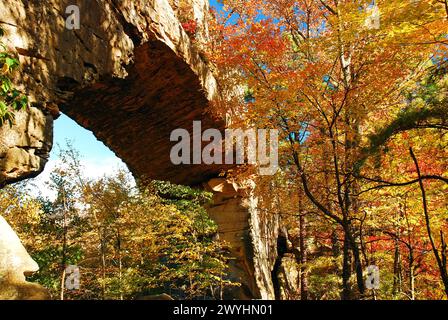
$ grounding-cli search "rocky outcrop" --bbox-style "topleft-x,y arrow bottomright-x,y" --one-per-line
0,216 -> 49,300
277,254 -> 300,300
205,178 -> 279,300
247,188 -> 280,299
0,107 -> 53,186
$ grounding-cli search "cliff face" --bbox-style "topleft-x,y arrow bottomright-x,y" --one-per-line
205,179 -> 279,299
0,107 -> 52,186
0,0 -> 283,300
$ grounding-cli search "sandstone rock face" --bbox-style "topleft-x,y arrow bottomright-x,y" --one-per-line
0,215 -> 49,300
169,0 -> 210,44
0,107 -> 53,186
247,190 -> 279,299
205,179 -> 257,299
205,179 -> 279,300
277,254 -> 300,300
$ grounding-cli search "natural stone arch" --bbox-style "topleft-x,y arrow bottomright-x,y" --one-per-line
0,0 -> 279,300
0,0 -> 226,185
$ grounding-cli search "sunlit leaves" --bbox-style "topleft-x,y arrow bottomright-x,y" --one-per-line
0,27 -> 28,126
209,0 -> 447,299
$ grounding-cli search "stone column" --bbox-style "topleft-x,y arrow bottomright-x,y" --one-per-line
204,178 -> 279,300
0,215 -> 49,300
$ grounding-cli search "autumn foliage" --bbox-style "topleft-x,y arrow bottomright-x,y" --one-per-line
208,0 -> 447,299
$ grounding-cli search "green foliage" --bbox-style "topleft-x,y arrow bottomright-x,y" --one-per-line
307,256 -> 343,300
150,180 -> 212,203
28,245 -> 84,292
0,27 -> 28,126
93,180 -> 238,300
2,143 -> 237,300
358,64 -> 448,168
150,180 -> 217,236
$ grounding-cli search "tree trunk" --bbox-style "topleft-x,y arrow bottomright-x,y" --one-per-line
100,234 -> 106,300
117,228 -> 123,300
409,254 -> 415,301
342,222 -> 365,298
331,229 -> 341,258
60,268 -> 66,301
341,229 -> 352,300
410,148 -> 448,298
60,189 -> 68,301
393,238 -> 403,296
299,213 -> 309,300
349,232 -> 365,297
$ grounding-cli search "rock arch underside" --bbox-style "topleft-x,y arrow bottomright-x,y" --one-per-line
0,0 -> 289,300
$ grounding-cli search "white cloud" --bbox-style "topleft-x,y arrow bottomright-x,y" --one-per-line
25,157 -> 131,201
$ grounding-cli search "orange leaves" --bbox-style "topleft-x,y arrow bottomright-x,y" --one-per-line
213,17 -> 287,72
181,20 -> 198,36
208,0 -> 448,299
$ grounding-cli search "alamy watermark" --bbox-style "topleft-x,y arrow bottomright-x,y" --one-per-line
365,265 -> 380,290
170,121 -> 279,176
65,265 -> 80,290
364,3 -> 380,30
65,5 -> 80,30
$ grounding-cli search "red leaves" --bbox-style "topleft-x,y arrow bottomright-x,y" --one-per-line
181,20 -> 197,36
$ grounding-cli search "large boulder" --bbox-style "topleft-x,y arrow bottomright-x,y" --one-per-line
0,215 -> 48,300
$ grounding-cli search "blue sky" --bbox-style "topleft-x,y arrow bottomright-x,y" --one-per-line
210,0 -> 223,10
53,114 -> 117,160
30,114 -> 127,199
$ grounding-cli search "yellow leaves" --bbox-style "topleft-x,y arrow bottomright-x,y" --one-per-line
0,62 -> 9,75
376,0 -> 447,48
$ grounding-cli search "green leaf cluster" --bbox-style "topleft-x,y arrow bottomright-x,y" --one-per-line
0,27 -> 28,126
